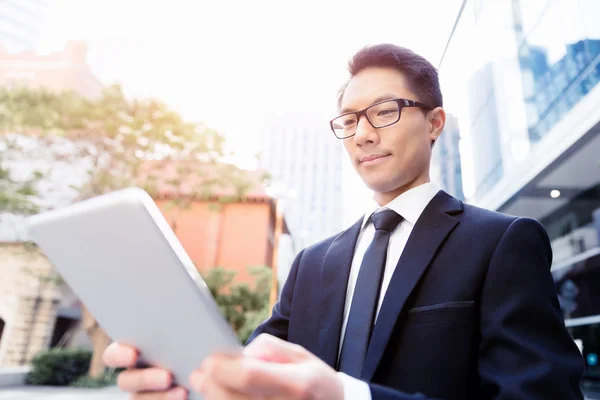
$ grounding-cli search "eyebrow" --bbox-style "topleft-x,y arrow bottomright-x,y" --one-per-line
339,94 -> 398,114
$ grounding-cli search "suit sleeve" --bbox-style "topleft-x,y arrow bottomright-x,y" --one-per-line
367,217 -> 585,400
475,217 -> 584,399
245,249 -> 304,345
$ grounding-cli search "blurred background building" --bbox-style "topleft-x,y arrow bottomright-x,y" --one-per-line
439,0 -> 600,385
0,41 -> 103,98
0,0 -> 48,53
430,113 -> 465,200
0,39 -> 294,369
259,112 -> 345,252
0,38 -> 98,367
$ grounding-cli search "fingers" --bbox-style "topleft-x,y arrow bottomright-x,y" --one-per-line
189,372 -> 249,400
117,368 -> 173,393
194,354 -> 305,398
129,386 -> 187,400
103,342 -> 139,368
103,344 -> 185,400
244,334 -> 309,363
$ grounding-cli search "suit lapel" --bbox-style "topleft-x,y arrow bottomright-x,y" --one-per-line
316,217 -> 363,368
361,191 -> 463,380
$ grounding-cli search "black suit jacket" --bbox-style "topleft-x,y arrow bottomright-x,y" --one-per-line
248,191 -> 585,399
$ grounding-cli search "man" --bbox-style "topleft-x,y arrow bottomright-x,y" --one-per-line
104,44 -> 585,399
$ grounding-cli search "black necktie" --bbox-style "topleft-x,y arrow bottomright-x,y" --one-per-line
337,209 -> 403,378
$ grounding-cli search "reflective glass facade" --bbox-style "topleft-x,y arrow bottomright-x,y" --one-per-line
440,0 -> 600,201
440,0 -> 600,384
517,2 -> 600,144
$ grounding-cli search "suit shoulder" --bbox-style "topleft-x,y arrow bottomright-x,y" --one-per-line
303,230 -> 344,255
461,202 -> 518,226
287,232 -> 340,275
297,219 -> 361,261
461,202 -> 548,237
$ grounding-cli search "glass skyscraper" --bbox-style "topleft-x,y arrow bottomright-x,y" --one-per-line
259,111 -> 345,252
431,113 -> 465,201
440,0 -> 600,386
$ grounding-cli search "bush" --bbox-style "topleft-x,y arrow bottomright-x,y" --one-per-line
70,368 -> 122,388
26,348 -> 92,386
238,306 -> 270,344
203,265 -> 272,342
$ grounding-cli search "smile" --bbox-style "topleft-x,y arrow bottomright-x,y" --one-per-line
359,154 -> 390,164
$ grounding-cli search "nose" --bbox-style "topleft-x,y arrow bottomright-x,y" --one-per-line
353,114 -> 379,146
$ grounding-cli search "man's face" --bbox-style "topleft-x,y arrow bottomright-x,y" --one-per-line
339,67 -> 442,203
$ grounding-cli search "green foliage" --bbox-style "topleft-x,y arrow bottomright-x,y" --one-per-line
0,85 -> 90,134
26,348 -> 92,386
0,137 -> 44,214
70,368 -> 122,388
238,306 -> 271,344
204,265 -> 272,343
0,84 -> 254,210
2,84 -> 272,379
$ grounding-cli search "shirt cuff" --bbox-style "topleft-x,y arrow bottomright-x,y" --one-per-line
337,372 -> 371,400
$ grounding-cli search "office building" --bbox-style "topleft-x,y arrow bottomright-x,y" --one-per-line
0,41 -> 103,99
431,114 -> 464,200
259,111 -> 345,252
440,0 -> 600,385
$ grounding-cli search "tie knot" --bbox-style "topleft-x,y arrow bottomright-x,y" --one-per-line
370,209 -> 403,233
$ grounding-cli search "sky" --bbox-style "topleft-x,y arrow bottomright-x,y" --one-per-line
39,0 -> 462,161
36,0 -> 464,222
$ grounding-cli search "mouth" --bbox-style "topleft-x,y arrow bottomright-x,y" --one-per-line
359,154 -> 391,164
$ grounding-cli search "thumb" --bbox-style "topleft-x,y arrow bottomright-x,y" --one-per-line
244,334 -> 309,363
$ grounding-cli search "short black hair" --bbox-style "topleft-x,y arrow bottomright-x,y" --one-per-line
338,43 -> 443,109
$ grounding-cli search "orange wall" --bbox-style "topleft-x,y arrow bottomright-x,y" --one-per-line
155,200 -> 272,284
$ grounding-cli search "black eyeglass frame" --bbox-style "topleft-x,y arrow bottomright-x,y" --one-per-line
329,98 -> 435,139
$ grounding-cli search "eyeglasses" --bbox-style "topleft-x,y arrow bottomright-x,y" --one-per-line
329,98 -> 435,139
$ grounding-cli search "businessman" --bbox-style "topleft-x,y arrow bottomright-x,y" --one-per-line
104,44 -> 585,399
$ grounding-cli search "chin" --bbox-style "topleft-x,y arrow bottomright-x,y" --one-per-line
362,177 -> 402,194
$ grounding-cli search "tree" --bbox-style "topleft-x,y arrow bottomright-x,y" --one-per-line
0,138 -> 43,215
0,84 -> 258,377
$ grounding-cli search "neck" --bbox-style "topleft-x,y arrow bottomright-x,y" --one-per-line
373,175 -> 431,207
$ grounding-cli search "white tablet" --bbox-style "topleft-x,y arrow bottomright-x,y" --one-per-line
26,187 -> 241,399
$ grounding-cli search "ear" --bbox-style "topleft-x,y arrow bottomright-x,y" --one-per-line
428,107 -> 445,144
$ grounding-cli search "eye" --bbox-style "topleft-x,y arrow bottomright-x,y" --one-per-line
378,108 -> 398,116
341,116 -> 357,127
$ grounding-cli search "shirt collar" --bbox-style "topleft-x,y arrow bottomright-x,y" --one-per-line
361,182 -> 441,229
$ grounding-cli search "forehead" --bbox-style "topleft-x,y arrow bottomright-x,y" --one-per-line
340,67 -> 416,112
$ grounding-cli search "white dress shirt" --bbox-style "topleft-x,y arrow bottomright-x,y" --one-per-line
337,182 -> 440,400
